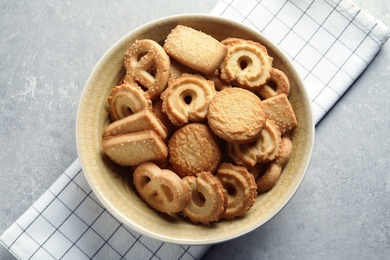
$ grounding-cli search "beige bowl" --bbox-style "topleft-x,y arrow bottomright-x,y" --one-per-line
76,14 -> 314,245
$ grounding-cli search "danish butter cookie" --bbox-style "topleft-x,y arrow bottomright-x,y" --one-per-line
204,73 -> 232,91
152,99 -> 175,138
228,120 -> 282,167
207,87 -> 266,144
163,25 -> 227,75
103,109 -> 168,140
133,162 -> 189,214
161,73 -> 216,126
168,59 -> 196,80
102,130 -> 168,166
257,68 -> 290,99
124,39 -> 170,100
108,83 -> 152,121
168,123 -> 222,178
215,163 -> 257,220
182,172 -> 228,225
261,94 -> 297,134
257,135 -> 293,193
219,38 -> 273,89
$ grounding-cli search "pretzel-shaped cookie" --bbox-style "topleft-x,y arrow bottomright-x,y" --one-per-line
161,73 -> 216,126
228,120 -> 282,167
182,172 -> 228,225
257,135 -> 293,193
215,163 -> 257,220
257,68 -> 290,99
124,39 -> 170,100
108,83 -> 152,121
133,162 -> 190,214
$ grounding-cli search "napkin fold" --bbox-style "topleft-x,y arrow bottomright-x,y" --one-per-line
1,0 -> 389,259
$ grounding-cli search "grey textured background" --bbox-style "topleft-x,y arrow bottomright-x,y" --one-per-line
1,0 -> 389,259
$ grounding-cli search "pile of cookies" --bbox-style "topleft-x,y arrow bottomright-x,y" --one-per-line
101,25 -> 297,224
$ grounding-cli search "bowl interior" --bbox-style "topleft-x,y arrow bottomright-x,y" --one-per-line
76,14 -> 314,245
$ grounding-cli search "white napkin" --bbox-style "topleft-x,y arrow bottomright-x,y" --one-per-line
1,0 -> 389,259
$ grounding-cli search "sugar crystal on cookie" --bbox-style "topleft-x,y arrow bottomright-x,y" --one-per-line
163,25 -> 227,75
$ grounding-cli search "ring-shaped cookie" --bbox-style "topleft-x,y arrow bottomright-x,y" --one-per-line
182,172 -> 228,225
133,162 -> 190,214
219,39 -> 273,89
228,120 -> 282,167
124,39 -> 170,100
215,163 -> 257,220
257,135 -> 293,193
257,68 -> 290,99
161,74 -> 216,126
108,83 -> 152,121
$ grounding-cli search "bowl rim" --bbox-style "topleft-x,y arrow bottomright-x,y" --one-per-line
76,13 -> 315,245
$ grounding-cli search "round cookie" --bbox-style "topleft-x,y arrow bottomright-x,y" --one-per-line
207,87 -> 266,144
168,123 -> 222,178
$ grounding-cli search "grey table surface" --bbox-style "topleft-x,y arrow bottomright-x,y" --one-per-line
1,0 -> 389,259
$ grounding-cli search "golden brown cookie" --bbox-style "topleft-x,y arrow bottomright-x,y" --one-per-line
182,172 -> 228,224
219,38 -> 273,89
261,94 -> 297,134
103,109 -> 168,140
168,58 -> 197,80
168,123 -> 222,178
163,25 -> 228,75
228,120 -> 282,167
124,39 -> 170,100
133,162 -> 190,214
161,73 -> 216,126
257,68 -> 290,99
107,83 -> 152,121
220,37 -> 246,46
152,99 -> 175,138
102,130 -> 168,166
204,73 -> 232,91
215,163 -> 257,220
207,87 -> 266,144
257,135 -> 293,193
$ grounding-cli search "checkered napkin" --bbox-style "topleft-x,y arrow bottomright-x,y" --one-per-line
1,0 -> 389,259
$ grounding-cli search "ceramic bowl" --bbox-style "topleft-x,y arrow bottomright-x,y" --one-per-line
76,14 -> 314,245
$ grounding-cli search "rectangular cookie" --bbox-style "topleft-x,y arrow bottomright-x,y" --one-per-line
261,94 -> 297,134
103,109 -> 168,140
102,130 -> 168,166
163,25 -> 227,75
